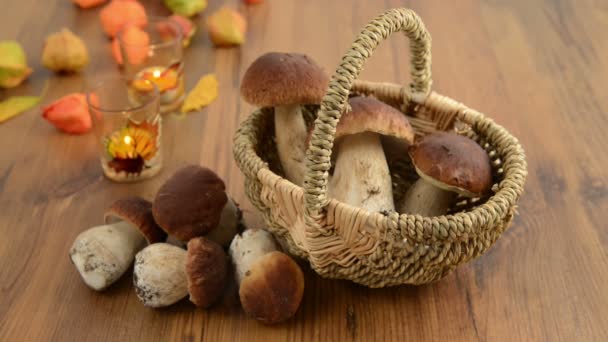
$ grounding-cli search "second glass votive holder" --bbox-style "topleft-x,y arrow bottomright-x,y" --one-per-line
117,17 -> 185,114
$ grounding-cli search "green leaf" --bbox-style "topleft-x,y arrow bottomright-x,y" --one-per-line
0,96 -> 40,123
0,41 -> 33,88
163,0 -> 207,17
0,41 -> 28,70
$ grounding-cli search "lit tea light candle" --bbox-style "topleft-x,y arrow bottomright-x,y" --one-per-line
129,65 -> 184,111
132,66 -> 177,92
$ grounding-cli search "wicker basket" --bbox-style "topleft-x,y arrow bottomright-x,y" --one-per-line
233,8 -> 527,287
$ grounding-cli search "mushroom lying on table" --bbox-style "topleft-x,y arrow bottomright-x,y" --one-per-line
326,96 -> 415,212
153,165 -> 242,247
69,197 -> 166,290
240,52 -> 329,186
229,229 -> 304,324
398,132 -> 493,216
133,237 -> 227,308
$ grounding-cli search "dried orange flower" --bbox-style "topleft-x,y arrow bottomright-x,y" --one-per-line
73,0 -> 107,9
41,93 -> 93,134
111,24 -> 150,65
100,0 -> 148,37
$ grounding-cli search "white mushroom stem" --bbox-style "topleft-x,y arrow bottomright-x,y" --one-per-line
328,132 -> 395,212
275,104 -> 308,186
206,198 -> 240,247
229,229 -> 280,285
133,243 -> 188,308
398,177 -> 458,216
69,221 -> 146,291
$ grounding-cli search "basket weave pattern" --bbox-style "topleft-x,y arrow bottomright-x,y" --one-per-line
233,8 -> 527,287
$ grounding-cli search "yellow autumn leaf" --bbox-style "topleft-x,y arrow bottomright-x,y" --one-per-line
181,74 -> 218,113
0,95 -> 40,123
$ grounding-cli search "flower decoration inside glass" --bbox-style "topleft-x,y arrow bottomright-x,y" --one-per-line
104,122 -> 161,177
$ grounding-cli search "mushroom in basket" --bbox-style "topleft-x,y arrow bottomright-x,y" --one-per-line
229,228 -> 304,324
69,197 -> 166,290
324,96 -> 415,212
240,52 -> 329,186
153,165 -> 242,247
397,132 -> 493,216
133,237 -> 228,308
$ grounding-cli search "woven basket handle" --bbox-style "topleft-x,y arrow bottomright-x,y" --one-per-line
303,8 -> 432,219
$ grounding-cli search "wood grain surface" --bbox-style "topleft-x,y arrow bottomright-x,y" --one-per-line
1,0 -> 607,341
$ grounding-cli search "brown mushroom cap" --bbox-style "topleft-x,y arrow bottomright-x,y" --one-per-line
335,96 -> 415,144
186,237 -> 228,308
305,96 -> 415,147
104,197 -> 166,244
239,251 -> 304,324
153,165 -> 228,241
409,132 -> 493,197
240,52 -> 329,107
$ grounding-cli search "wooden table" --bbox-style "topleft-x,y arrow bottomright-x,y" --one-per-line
1,0 -> 606,340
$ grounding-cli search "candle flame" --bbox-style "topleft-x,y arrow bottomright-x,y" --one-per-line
123,135 -> 133,145
152,69 -> 162,78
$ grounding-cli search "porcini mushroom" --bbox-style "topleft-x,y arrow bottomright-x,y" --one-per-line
133,237 -> 227,308
398,132 -> 493,216
229,229 -> 304,324
240,52 -> 329,186
186,237 -> 228,308
153,165 -> 242,247
133,243 -> 187,307
69,197 -> 166,291
327,96 -> 415,212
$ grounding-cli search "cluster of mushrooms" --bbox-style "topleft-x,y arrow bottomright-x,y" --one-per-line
241,52 -> 494,215
70,165 -> 304,324
70,52 -> 494,324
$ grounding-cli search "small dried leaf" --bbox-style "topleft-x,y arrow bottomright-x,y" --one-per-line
181,74 -> 218,112
0,96 -> 40,123
163,0 -> 207,17
206,7 -> 246,47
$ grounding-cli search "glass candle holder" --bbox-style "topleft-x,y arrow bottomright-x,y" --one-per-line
87,77 -> 162,183
118,17 -> 185,114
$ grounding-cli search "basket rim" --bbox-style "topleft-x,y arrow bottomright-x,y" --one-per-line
233,85 -> 528,244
